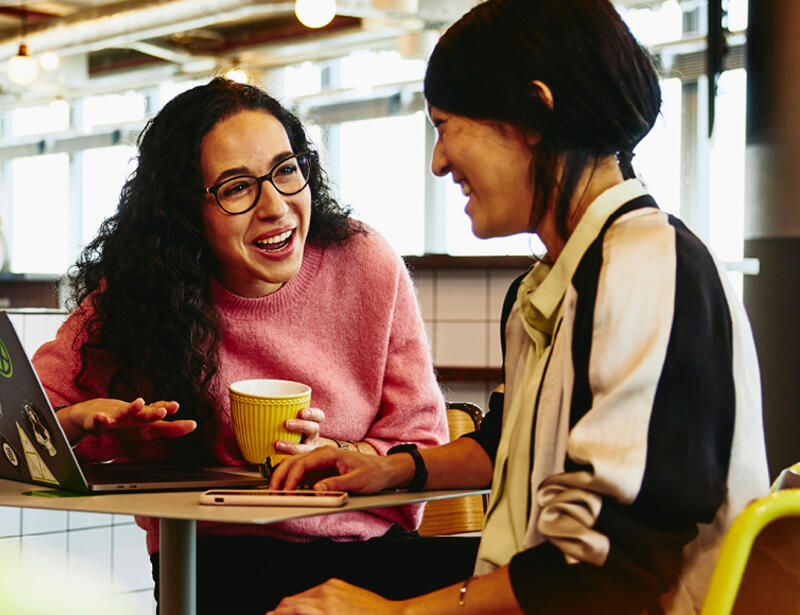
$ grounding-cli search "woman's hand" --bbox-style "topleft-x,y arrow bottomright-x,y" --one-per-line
267,578 -> 403,615
274,407 -> 326,455
57,397 -> 196,447
269,446 -> 408,493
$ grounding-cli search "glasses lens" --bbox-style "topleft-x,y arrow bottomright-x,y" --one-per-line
217,176 -> 259,213
272,154 -> 311,195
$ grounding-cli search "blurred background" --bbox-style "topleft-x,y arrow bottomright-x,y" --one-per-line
5,2 -> 800,612
0,0 -> 749,272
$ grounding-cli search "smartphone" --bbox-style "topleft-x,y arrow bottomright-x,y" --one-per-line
199,488 -> 349,507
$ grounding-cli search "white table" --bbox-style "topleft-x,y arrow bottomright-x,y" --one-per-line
0,478 -> 488,615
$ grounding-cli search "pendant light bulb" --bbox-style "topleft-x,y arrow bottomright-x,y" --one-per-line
40,51 -> 60,71
7,43 -> 39,86
295,0 -> 337,29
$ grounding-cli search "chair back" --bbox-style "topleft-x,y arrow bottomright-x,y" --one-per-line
700,468 -> 800,615
417,401 -> 486,536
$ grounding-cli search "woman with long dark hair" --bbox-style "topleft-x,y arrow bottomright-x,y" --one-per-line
33,77 -> 454,612
268,1 -> 770,613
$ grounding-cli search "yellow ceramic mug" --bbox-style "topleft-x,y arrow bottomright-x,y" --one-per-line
229,379 -> 312,464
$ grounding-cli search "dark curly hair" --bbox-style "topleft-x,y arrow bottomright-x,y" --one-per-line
424,0 -> 662,240
68,77 -> 362,463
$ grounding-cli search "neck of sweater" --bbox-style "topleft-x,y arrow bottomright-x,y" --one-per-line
210,242 -> 323,319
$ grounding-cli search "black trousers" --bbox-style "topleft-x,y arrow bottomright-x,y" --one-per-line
151,526 -> 480,614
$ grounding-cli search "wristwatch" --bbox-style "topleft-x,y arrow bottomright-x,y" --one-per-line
387,443 -> 428,491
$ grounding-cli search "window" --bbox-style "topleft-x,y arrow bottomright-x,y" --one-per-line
0,0 -> 750,272
10,154 -> 70,273
337,112 -> 426,255
10,102 -> 70,137
283,62 -> 322,99
635,78 -> 683,218
340,50 -> 425,90
81,146 -> 137,245
82,91 -> 146,131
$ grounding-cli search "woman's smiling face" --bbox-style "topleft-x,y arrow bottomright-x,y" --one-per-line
200,109 -> 312,297
429,106 -> 536,240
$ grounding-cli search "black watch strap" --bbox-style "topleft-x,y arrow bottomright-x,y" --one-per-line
387,443 -> 428,491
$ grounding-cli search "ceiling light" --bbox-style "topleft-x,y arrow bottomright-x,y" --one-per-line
7,43 -> 39,86
49,96 -> 69,114
295,0 -> 337,29
40,52 -> 60,71
225,67 -> 249,83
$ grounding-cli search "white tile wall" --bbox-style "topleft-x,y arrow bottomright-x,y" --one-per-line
112,523 -> 154,593
69,511 -> 112,530
21,531 -> 68,572
411,268 -> 524,371
408,267 -> 525,413
22,508 -> 67,534
68,526 -> 113,589
435,321 -> 488,367
436,270 -> 488,321
0,505 -> 20,537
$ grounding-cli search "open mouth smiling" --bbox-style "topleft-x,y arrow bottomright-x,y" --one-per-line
253,229 -> 293,251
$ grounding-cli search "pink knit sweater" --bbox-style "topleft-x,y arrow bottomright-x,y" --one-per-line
32,230 -> 448,555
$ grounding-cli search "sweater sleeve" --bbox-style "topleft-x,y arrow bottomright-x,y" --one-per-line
359,258 -> 449,529
361,260 -> 448,455
507,216 -> 739,614
31,306 -> 96,408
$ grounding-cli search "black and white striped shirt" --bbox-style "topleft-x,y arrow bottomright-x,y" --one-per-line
468,180 -> 769,614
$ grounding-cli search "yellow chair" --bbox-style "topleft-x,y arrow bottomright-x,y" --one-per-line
699,469 -> 800,615
417,401 -> 486,536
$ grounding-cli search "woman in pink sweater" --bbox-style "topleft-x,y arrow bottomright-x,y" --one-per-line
32,78 -> 463,613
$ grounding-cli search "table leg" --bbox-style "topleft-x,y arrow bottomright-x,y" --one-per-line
159,517 -> 197,615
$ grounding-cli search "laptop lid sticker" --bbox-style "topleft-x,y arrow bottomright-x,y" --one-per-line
16,422 -> 59,484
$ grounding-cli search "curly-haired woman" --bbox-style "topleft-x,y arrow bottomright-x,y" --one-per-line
32,78 -> 459,613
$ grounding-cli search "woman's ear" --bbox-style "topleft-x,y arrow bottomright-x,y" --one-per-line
530,80 -> 554,110
521,80 -> 553,147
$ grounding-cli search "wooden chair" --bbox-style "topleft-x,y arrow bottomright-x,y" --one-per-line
699,464 -> 800,615
417,401 -> 487,536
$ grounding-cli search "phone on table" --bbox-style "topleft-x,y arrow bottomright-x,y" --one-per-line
199,488 -> 349,507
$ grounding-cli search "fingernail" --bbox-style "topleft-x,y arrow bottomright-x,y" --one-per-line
286,420 -> 297,429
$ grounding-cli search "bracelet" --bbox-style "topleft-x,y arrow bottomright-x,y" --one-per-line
334,439 -> 357,451
458,577 -> 474,607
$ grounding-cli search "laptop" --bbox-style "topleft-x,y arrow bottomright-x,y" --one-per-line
0,311 -> 269,493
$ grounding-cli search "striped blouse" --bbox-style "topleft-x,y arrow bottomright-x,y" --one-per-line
467,180 -> 769,614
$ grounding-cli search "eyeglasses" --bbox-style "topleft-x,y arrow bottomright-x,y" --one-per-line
204,152 -> 311,215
